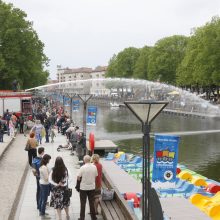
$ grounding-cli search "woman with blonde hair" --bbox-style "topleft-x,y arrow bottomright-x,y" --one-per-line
91,154 -> 102,214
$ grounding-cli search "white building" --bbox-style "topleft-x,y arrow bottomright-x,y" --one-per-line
56,65 -> 110,95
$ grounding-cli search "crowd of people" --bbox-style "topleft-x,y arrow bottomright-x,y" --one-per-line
0,109 -> 26,142
31,148 -> 102,220
23,98 -> 103,220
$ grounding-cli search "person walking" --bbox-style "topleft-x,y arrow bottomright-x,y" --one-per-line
0,124 -> 4,142
50,126 -> 56,143
9,119 -> 15,138
31,120 -> 44,145
32,147 -> 45,210
3,109 -> 11,135
49,157 -> 72,220
91,154 -> 102,215
18,113 -> 25,133
11,113 -> 17,127
39,154 -> 51,218
77,155 -> 98,220
44,118 -> 51,143
26,132 -> 38,166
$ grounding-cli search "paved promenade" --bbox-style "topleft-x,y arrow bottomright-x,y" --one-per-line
0,134 -> 14,158
14,133 -> 103,220
0,132 -> 29,220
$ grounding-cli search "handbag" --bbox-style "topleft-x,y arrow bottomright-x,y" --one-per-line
101,188 -> 114,201
63,169 -> 72,200
24,140 -> 31,151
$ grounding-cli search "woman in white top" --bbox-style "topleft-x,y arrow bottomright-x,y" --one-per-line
49,156 -> 72,220
39,154 -> 51,217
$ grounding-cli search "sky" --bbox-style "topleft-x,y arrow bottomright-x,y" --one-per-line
4,0 -> 220,79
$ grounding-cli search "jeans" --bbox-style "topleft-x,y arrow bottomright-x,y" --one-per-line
39,184 -> 50,215
36,133 -> 42,144
80,189 -> 97,220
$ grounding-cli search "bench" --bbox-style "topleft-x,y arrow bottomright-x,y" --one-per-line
100,170 -> 138,220
100,182 -> 126,220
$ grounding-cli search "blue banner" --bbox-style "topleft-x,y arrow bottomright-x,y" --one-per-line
87,106 -> 97,125
73,100 -> 80,111
152,134 -> 180,182
64,97 -> 70,106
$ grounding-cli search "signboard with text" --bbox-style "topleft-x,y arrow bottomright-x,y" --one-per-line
73,100 -> 80,111
152,134 -> 180,182
87,106 -> 97,125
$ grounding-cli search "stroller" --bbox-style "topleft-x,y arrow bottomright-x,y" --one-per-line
57,143 -> 72,152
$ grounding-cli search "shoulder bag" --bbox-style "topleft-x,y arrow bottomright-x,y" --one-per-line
102,188 -> 115,201
24,140 -> 31,151
63,169 -> 72,201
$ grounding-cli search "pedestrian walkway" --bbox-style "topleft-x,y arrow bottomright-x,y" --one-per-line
15,133 -> 103,220
0,134 -> 13,158
0,134 -> 28,220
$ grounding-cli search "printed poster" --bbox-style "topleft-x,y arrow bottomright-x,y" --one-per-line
152,134 -> 180,182
87,106 -> 97,125
72,100 -> 80,111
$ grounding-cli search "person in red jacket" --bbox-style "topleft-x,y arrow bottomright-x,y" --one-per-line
91,154 -> 102,215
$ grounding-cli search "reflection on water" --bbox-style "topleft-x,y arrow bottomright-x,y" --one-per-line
71,106 -> 220,181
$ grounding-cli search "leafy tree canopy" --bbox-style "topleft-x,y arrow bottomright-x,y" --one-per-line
0,1 -> 49,90
177,16 -> 220,87
148,35 -> 188,84
133,46 -> 152,79
106,47 -> 140,78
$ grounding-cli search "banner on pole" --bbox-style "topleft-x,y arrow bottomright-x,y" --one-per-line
87,106 -> 97,125
152,134 -> 180,182
64,97 -> 70,106
73,100 -> 80,111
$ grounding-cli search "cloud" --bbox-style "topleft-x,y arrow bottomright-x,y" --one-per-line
4,0 -> 220,79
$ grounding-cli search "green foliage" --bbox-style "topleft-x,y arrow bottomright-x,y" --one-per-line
148,35 -> 188,84
106,47 -> 140,78
133,46 -> 152,79
177,16 -> 220,87
0,1 -> 49,89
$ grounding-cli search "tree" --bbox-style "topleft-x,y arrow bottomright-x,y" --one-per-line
148,35 -> 188,84
106,47 -> 140,78
0,1 -> 49,90
177,16 -> 220,98
133,46 -> 152,79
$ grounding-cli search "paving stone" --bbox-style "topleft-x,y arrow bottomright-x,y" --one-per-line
15,133 -> 104,220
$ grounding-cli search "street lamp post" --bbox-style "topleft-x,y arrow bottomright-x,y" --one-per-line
124,100 -> 168,220
66,93 -> 76,121
78,94 -> 93,141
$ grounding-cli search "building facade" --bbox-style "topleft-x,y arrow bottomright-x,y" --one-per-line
56,65 -> 109,95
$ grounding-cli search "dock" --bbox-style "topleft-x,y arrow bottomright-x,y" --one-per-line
87,139 -> 118,155
101,160 -> 211,220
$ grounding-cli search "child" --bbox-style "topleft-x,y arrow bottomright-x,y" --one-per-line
0,124 -> 4,142
50,126 -> 56,143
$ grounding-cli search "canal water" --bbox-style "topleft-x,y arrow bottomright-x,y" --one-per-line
71,106 -> 220,181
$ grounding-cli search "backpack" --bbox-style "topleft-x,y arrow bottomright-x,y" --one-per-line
32,157 -> 41,177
